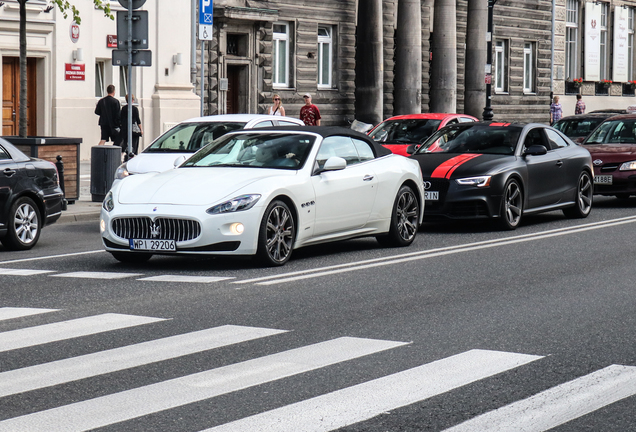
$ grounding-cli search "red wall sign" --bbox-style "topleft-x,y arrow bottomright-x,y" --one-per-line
65,63 -> 86,81
107,35 -> 118,48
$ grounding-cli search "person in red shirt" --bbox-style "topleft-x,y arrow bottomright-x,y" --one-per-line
300,93 -> 321,126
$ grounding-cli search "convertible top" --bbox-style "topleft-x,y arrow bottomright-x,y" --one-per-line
227,125 -> 393,158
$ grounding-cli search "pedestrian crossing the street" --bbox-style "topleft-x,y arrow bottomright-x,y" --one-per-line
1,307 -> 635,431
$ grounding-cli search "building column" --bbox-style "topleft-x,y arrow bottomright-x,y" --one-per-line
464,0 -> 487,119
394,0 -> 422,115
429,0 -> 457,113
355,0 -> 383,125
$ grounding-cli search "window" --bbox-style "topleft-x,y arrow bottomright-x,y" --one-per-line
600,2 -> 609,80
545,129 -> 570,149
523,42 -> 535,93
119,66 -> 129,97
317,136 -> 360,167
253,121 -> 274,128
565,0 -> 579,80
351,138 -> 375,162
273,22 -> 290,88
494,40 -> 508,93
318,26 -> 333,88
0,146 -> 10,161
95,61 -> 105,97
459,117 -> 476,123
629,8 -> 635,80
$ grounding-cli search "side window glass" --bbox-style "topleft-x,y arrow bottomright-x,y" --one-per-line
316,136 -> 360,168
253,121 -> 274,128
446,118 -> 459,125
352,138 -> 375,162
278,121 -> 299,126
458,117 -> 475,123
523,128 -> 549,151
545,129 -> 569,148
0,146 -> 11,161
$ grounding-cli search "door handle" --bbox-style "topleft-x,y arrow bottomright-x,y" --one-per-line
12,110 -> 16,122
556,160 -> 563,167
363,175 -> 374,181
3,168 -> 16,177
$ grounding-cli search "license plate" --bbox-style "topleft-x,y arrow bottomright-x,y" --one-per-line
129,239 -> 176,251
594,175 -> 613,185
425,191 -> 439,200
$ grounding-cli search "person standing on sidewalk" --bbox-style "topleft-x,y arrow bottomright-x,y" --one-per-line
95,84 -> 121,146
575,94 -> 586,115
120,94 -> 143,157
300,93 -> 321,126
550,95 -> 563,125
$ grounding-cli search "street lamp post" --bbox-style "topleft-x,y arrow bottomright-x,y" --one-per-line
482,0 -> 496,121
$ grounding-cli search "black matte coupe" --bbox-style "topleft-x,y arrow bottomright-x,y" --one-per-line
0,137 -> 65,250
408,122 -> 594,229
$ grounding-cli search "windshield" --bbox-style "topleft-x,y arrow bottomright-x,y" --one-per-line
553,118 -> 606,138
182,133 -> 316,170
368,118 -> 442,144
415,124 -> 522,155
584,119 -> 636,144
145,122 -> 246,153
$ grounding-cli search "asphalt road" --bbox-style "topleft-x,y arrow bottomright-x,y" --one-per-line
0,196 -> 635,431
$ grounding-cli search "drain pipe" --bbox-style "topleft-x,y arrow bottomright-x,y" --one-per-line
551,0 -> 555,100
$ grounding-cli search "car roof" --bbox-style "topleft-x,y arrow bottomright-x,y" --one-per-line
556,113 -> 618,121
380,113 -> 475,121
224,126 -> 393,157
180,114 -> 303,124
590,113 -> 636,121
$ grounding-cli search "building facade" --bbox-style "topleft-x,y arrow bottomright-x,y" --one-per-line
1,0 -> 199,160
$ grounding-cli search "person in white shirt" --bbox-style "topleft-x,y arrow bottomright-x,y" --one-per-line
268,94 -> 285,116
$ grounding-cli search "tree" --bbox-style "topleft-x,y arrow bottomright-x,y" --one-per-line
17,0 -> 113,137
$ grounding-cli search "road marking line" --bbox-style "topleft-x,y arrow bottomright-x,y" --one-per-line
0,307 -> 59,322
51,271 -> 142,279
0,250 -> 105,265
0,269 -> 55,276
0,313 -> 166,353
204,349 -> 543,432
137,275 -> 235,283
443,364 -> 636,432
248,216 -> 636,285
0,325 -> 287,398
0,337 -> 408,432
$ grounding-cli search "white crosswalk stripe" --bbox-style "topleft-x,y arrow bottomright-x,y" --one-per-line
0,269 -> 55,276
137,275 -> 235,283
204,349 -> 543,432
0,307 -> 58,321
0,325 -> 287,398
0,313 -> 166,353
50,271 -> 142,279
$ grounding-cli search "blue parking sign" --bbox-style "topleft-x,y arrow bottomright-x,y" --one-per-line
199,0 -> 213,25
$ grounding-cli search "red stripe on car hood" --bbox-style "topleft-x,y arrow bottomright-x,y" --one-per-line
430,154 -> 481,179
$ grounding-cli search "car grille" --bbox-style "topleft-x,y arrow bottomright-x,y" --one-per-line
111,217 -> 201,242
600,163 -> 619,173
424,178 -> 450,211
449,201 -> 490,218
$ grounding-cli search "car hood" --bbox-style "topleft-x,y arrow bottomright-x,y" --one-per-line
126,152 -> 192,175
582,143 -> 636,157
411,153 -> 512,178
117,167 -> 295,205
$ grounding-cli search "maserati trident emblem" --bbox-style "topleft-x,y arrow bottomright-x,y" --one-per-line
149,221 -> 160,239
593,159 -> 603,166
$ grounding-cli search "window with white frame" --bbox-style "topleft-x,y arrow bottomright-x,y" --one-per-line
629,7 -> 635,80
565,0 -> 579,80
119,66 -> 129,97
600,2 -> 609,80
494,39 -> 508,93
523,42 -> 535,93
95,61 -> 106,97
317,26 -> 333,88
272,22 -> 290,88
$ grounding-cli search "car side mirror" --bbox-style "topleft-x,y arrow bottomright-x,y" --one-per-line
406,144 -> 420,155
173,155 -> 187,167
523,145 -> 548,156
323,156 -> 347,171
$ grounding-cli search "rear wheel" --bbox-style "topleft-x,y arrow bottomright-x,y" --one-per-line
110,252 -> 153,263
377,185 -> 420,247
256,200 -> 295,266
1,197 -> 41,250
563,171 -> 593,218
498,178 -> 523,230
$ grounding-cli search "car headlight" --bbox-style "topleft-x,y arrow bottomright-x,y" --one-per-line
619,160 -> 636,171
207,194 -> 261,215
115,163 -> 130,180
456,176 -> 491,187
103,191 -> 115,212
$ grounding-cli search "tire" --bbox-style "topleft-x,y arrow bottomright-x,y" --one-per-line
563,171 -> 593,218
110,252 -> 153,263
498,178 -> 523,230
377,185 -> 420,247
1,197 -> 41,250
256,200 -> 295,266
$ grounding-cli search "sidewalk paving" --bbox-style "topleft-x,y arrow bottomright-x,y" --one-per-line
58,160 -> 102,224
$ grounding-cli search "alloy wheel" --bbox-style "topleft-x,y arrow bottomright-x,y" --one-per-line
265,205 -> 294,264
14,202 -> 39,245
503,180 -> 522,227
396,189 -> 419,242
577,172 -> 593,214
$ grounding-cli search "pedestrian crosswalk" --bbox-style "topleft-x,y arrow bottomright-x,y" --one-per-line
1,307 -> 635,431
0,269 -> 236,283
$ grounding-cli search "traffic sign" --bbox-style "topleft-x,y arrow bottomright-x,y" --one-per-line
198,0 -> 213,40
112,49 -> 152,67
117,10 -> 149,49
118,0 -> 146,9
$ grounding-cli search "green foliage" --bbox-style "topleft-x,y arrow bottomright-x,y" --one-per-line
51,0 -> 114,24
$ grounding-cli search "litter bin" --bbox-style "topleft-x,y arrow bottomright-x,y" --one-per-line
91,145 -> 121,202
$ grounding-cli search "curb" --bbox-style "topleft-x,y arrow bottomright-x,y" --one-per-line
57,212 -> 101,224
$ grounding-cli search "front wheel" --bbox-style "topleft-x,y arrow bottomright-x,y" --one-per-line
498,178 -> 523,230
563,171 -> 593,218
1,197 -> 41,250
110,252 -> 153,263
377,185 -> 420,247
256,200 -> 295,266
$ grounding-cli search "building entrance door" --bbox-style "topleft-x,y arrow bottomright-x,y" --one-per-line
226,64 -> 248,114
2,57 -> 37,136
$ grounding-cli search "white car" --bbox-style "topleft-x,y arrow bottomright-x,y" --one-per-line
114,114 -> 305,183
101,127 -> 425,266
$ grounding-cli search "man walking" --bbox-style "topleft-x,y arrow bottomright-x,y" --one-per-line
95,84 -> 121,146
300,93 -> 321,126
575,94 -> 586,115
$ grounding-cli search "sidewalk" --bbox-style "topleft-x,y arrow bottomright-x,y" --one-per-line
58,160 -> 103,224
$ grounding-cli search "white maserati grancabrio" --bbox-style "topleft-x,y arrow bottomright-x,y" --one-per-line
101,127 -> 425,266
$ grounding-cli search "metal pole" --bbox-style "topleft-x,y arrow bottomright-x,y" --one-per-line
127,0 -> 133,153
482,0 -> 495,121
200,40 -> 204,116
191,0 -> 197,86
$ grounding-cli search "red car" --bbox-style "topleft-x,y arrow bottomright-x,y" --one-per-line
368,113 -> 478,156
582,114 -> 636,199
